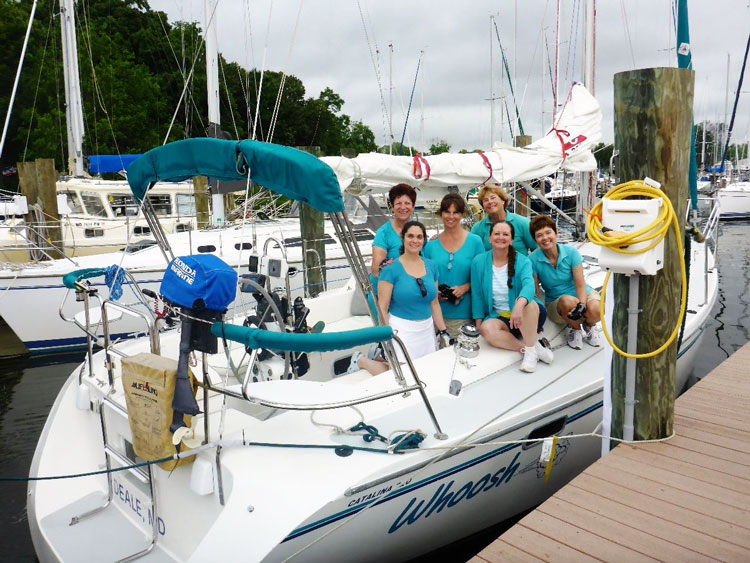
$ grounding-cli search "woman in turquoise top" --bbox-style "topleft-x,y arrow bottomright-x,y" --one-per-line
470,220 -> 553,373
371,184 -> 417,280
470,184 -> 537,255
529,214 -> 601,350
424,193 -> 485,338
354,221 -> 448,376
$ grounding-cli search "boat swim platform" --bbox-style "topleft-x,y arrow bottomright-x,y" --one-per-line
473,341 -> 750,563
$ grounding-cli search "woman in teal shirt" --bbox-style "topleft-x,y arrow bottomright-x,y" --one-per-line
528,214 -> 601,350
424,193 -> 485,338
470,184 -> 537,255
471,220 -> 553,373
353,221 -> 448,375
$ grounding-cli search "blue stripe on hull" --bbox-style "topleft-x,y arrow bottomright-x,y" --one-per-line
283,400 -> 604,542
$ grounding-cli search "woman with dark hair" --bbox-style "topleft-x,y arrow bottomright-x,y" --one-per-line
424,193 -> 484,338
470,220 -> 553,373
371,184 -> 417,281
528,214 -> 601,349
352,220 -> 448,375
470,184 -> 537,255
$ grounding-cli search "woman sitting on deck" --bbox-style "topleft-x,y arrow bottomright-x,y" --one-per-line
528,214 -> 602,349
351,221 -> 449,375
470,220 -> 553,373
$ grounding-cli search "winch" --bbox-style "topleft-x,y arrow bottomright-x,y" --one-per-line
456,324 -> 480,358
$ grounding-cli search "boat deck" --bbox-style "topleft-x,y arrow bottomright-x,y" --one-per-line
474,341 -> 750,562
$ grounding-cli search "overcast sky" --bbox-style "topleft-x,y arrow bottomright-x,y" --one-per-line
148,0 -> 750,155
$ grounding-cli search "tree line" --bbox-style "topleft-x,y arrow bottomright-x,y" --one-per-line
0,0 -> 377,186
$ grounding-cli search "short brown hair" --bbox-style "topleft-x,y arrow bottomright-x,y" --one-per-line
477,184 -> 510,209
529,214 -> 557,237
438,193 -> 466,215
388,183 -> 417,207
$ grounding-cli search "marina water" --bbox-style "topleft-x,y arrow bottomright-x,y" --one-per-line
2,221 -> 749,562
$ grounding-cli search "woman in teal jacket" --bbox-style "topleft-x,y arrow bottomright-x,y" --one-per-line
470,220 -> 553,372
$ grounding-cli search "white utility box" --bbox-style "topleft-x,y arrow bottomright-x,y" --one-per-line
598,198 -> 664,276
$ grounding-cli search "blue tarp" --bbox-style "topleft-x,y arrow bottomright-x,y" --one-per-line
126,138 -> 344,213
89,154 -> 142,174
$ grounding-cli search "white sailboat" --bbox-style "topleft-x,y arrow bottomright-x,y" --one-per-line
26,124 -> 718,561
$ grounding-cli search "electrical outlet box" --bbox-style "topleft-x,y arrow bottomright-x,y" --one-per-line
598,198 -> 664,276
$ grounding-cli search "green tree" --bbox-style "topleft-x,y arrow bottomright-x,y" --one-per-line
0,0 -> 376,182
428,139 -> 451,155
593,142 -> 614,173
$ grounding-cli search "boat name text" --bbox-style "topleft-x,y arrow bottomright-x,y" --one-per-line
388,451 -> 521,534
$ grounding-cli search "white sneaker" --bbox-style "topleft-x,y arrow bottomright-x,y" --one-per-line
567,329 -> 583,350
535,341 -> 554,364
347,351 -> 363,374
520,346 -> 538,373
585,325 -> 602,347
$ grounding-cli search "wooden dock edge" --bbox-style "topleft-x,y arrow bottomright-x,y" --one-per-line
474,342 -> 750,562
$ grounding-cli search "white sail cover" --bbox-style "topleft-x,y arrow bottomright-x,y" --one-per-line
322,83 -> 602,196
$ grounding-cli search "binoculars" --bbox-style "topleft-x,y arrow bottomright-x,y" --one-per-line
439,284 -> 461,305
568,302 -> 587,321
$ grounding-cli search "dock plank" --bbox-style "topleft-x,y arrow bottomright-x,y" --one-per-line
569,472 -> 750,548
514,509 -> 660,562
556,483 -> 750,560
584,457 -> 750,527
478,342 -> 750,562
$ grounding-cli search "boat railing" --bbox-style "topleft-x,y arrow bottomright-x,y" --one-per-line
204,322 -> 448,440
59,267 -> 160,384
688,196 -> 720,306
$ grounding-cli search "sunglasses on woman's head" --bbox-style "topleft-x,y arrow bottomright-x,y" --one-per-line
416,278 -> 427,298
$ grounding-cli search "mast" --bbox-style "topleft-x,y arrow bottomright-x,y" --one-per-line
723,54 -> 730,168
580,0 -> 596,234
61,0 -> 85,176
490,16 -> 495,146
204,0 -> 224,224
553,0 -> 561,116
677,0 -> 699,211
388,43 -> 394,154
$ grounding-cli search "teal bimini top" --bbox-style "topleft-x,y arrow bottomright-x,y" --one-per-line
127,138 -> 344,213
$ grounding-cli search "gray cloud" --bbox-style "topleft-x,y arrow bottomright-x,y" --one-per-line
150,0 -> 750,153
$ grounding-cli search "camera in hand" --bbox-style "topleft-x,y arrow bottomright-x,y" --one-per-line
439,284 -> 460,305
567,302 -> 587,321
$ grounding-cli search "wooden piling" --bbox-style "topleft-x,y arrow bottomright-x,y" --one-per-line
297,146 -> 326,298
513,135 -> 532,217
193,176 -> 211,229
17,159 -> 63,259
611,67 -> 694,440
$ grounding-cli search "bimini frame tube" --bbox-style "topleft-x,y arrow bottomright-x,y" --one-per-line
329,211 -> 408,388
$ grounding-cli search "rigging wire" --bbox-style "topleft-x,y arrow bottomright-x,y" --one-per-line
219,57 -> 241,140
251,1 -> 274,141
398,52 -> 422,155
356,0 -> 390,148
492,19 -> 525,137
0,0 -> 39,164
618,0 -> 637,69
155,11 -> 206,135
21,5 -> 55,165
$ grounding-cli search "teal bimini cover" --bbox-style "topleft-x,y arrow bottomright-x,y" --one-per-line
127,138 -> 344,213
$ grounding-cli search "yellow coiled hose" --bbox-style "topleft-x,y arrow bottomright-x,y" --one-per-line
587,180 -> 687,359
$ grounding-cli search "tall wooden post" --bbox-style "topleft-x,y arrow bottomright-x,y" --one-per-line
297,146 -> 326,298
17,159 -> 63,259
514,135 -> 532,217
611,67 -> 693,440
193,176 -> 211,229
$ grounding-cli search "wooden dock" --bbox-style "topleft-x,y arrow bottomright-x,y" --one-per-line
474,342 -> 750,562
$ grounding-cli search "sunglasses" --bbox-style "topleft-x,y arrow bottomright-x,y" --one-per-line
416,278 -> 427,298
447,252 -> 454,271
